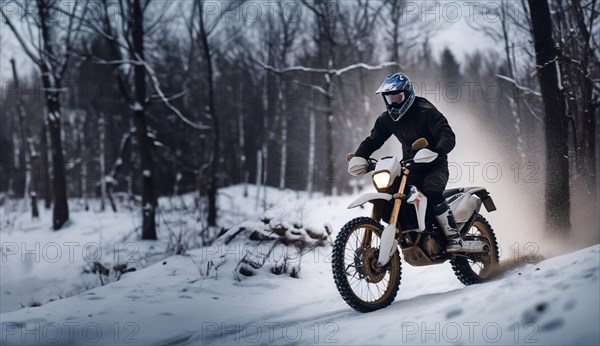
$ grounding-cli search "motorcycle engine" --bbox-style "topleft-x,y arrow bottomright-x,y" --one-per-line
424,235 -> 441,256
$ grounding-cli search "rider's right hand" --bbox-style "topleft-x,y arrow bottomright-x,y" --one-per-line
348,156 -> 368,176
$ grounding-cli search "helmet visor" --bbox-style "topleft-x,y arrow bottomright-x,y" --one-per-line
383,91 -> 406,106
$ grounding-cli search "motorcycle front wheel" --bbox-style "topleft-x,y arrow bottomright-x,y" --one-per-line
332,217 -> 402,312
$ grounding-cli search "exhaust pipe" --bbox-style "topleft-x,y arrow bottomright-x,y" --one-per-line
460,240 -> 489,253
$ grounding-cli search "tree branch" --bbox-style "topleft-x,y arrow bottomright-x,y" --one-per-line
0,6 -> 42,65
260,61 -> 402,76
136,53 -> 210,130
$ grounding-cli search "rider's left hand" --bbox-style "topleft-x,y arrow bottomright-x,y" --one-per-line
348,156 -> 368,176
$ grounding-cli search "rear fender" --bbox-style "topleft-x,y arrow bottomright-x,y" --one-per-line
466,187 -> 497,212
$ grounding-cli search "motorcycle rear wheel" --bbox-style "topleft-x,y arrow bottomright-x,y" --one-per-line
332,217 -> 402,312
451,214 -> 500,285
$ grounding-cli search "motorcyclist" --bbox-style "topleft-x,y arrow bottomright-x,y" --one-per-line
347,73 -> 463,252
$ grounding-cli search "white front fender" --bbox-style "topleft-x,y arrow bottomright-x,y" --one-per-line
347,193 -> 392,209
378,224 -> 398,266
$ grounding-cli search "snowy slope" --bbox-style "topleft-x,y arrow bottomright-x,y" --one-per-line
1,185 -> 598,345
0,207 -> 146,314
1,233 -> 598,345
0,185 -> 324,314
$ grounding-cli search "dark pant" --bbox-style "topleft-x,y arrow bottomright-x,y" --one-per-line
404,162 -> 449,207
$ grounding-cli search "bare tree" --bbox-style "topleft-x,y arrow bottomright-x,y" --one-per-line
382,0 -> 437,65
553,0 -> 599,197
1,0 -> 86,229
300,0 -> 339,196
196,0 -> 219,226
10,58 -> 39,219
190,0 -> 244,226
76,0 -> 166,238
470,1 -> 527,160
527,0 -> 571,234
131,0 -> 158,239
261,62 -> 401,196
273,3 -> 300,190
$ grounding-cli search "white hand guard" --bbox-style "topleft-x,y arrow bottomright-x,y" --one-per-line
348,156 -> 368,176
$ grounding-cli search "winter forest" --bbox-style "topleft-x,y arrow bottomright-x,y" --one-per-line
0,0 -> 599,345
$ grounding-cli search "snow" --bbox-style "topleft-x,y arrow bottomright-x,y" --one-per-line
496,74 -> 542,97
262,61 -> 400,77
47,111 -> 60,122
0,207 -> 144,315
555,60 -> 564,91
1,185 -> 598,345
142,169 -> 151,177
129,102 -> 143,111
103,175 -> 116,185
140,56 -> 209,131
1,241 -> 598,344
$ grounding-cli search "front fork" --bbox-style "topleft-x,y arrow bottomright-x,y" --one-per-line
360,168 -> 411,266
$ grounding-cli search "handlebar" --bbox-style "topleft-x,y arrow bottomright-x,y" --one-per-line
366,158 -> 377,172
346,153 -> 378,173
347,137 -> 427,169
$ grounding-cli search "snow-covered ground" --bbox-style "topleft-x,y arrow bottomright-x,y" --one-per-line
0,185 -> 347,314
1,185 -> 599,345
0,199 -> 193,315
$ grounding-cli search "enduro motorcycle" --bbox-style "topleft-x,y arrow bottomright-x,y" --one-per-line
332,138 -> 500,312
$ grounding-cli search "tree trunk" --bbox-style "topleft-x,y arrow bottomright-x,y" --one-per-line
572,0 -> 597,201
45,91 -> 69,229
237,106 -> 249,197
11,58 -> 39,218
198,0 -> 219,226
28,135 -> 40,219
99,112 -> 107,212
307,108 -> 316,195
500,5 -> 525,161
255,149 -> 262,210
38,0 -> 69,229
528,0 -> 571,234
39,83 -> 68,228
278,87 -> 287,190
132,0 -> 157,240
324,72 -> 335,196
78,113 -> 88,211
8,121 -> 17,198
40,121 -> 51,209
30,155 -> 40,219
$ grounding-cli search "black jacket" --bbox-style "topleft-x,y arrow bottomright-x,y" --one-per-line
355,97 -> 455,164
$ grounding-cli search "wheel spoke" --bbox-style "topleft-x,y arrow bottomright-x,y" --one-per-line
456,220 -> 499,280
333,220 -> 402,310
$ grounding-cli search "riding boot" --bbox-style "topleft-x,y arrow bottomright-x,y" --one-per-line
434,201 -> 463,253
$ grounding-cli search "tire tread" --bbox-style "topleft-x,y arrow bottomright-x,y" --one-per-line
332,217 -> 402,312
450,215 -> 499,285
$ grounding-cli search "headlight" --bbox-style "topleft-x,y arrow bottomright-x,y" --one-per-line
372,171 -> 391,189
